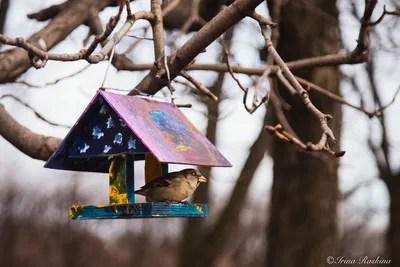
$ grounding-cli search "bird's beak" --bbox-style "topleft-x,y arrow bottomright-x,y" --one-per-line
198,176 -> 207,183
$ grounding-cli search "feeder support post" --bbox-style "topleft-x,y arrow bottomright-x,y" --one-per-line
126,154 -> 135,204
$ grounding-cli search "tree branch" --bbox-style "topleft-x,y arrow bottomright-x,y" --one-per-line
128,0 -> 265,95
0,0 -> 123,83
0,104 -> 62,161
0,0 -> 10,36
0,94 -> 71,128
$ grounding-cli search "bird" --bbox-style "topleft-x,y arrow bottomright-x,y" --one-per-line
134,168 -> 207,203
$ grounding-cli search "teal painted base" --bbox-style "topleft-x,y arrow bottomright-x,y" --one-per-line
69,203 -> 208,220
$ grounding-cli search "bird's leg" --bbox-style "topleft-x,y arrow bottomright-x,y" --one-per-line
181,200 -> 189,204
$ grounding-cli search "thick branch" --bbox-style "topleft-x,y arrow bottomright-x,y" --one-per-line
150,0 -> 165,62
0,0 -> 121,83
26,2 -> 69,21
0,104 -> 62,161
129,0 -> 265,95
115,53 -> 366,75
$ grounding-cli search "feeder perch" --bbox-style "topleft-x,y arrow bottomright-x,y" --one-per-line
44,89 -> 231,219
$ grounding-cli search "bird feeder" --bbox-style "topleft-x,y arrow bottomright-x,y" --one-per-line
44,89 -> 231,219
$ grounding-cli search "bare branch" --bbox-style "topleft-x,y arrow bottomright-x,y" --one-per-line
0,11 -> 154,68
0,104 -> 62,161
168,0 -> 207,48
222,37 -> 269,114
0,0 -> 10,35
295,76 -> 378,118
0,94 -> 71,128
340,179 -> 375,200
150,0 -> 165,63
26,1 -> 70,21
179,70 -> 218,101
13,64 -> 91,89
276,70 -> 296,95
129,0 -> 265,95
0,0 -> 123,83
260,23 -> 336,142
368,5 -> 400,26
248,11 -> 277,28
122,0 -> 181,55
378,86 -> 400,113
264,124 -> 345,157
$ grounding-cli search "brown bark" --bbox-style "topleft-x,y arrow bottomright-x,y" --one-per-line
179,28 -> 232,267
130,0 -> 264,95
0,0 -> 9,35
0,104 -> 62,161
162,0 -> 227,31
386,175 -> 400,267
266,1 -> 341,267
0,0 -> 119,83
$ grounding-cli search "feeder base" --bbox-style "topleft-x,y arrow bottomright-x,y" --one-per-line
69,203 -> 207,219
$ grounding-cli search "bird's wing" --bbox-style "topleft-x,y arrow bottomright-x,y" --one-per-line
139,172 -> 182,190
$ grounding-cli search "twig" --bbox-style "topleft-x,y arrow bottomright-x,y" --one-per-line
125,0 -> 132,18
269,87 -> 297,137
222,38 -> 269,113
260,23 -> 336,143
276,70 -> 296,95
264,124 -> 345,157
340,179 -> 375,200
295,75 -> 379,118
126,34 -> 154,41
129,0 -> 266,95
368,5 -> 400,26
173,79 -> 198,91
0,11 -> 154,66
378,86 -> 400,112
14,64 -> 91,88
176,103 -> 192,108
168,0 -> 206,49
179,71 -> 218,101
248,11 -> 277,28
365,55 -> 393,179
122,0 -> 181,55
0,94 -> 71,128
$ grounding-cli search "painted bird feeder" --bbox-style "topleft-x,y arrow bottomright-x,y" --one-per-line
44,89 -> 231,220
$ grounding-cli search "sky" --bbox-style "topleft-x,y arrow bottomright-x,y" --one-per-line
0,0 -> 399,238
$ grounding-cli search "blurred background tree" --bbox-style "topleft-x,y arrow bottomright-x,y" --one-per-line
0,0 -> 399,267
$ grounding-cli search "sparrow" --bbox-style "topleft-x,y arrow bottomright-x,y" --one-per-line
134,168 -> 207,203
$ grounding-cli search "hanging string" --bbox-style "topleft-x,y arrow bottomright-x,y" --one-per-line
100,33 -> 118,89
164,45 -> 175,104
99,32 -> 176,104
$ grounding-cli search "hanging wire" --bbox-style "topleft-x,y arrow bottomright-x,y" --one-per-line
164,45 -> 175,104
101,33 -> 118,88
99,31 -> 175,104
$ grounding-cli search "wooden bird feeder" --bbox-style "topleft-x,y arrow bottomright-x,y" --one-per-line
44,89 -> 231,220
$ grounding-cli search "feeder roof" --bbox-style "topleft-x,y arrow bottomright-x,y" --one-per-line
44,90 -> 231,173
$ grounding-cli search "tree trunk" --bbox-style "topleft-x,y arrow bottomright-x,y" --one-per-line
387,175 -> 400,267
179,28 -> 232,267
0,0 -> 10,35
266,1 -> 341,267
